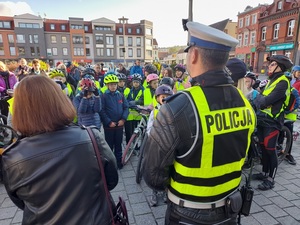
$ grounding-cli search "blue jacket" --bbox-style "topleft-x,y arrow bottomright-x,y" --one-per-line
100,90 -> 129,127
130,65 -> 144,78
73,94 -> 101,129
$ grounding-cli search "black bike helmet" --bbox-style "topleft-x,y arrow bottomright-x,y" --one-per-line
159,77 -> 175,89
82,68 -> 96,77
266,55 -> 293,72
144,64 -> 157,74
244,72 -> 256,81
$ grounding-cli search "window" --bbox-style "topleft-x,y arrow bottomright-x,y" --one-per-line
128,48 -> 133,57
8,34 -> 14,43
36,47 -> 40,56
51,35 -> 57,43
128,37 -> 133,46
137,48 -> 141,57
50,24 -> 55,30
0,34 -> 2,43
118,27 -> 123,33
95,35 -> 104,44
10,47 -> 16,56
119,36 -> 124,46
285,51 -> 291,58
250,31 -> 256,45
18,47 -> 25,56
119,48 -> 124,57
146,38 -> 152,46
61,36 -> 67,43
62,48 -> 68,56
0,21 -> 11,28
16,34 -> 25,43
239,18 -> 243,28
30,47 -> 35,56
136,28 -> 141,34
84,25 -> 89,32
29,35 -> 33,43
146,28 -> 152,35
96,48 -> 104,56
237,34 -> 242,47
252,14 -> 257,24
287,20 -> 295,37
277,1 -> 282,10
34,35 -> 38,44
273,23 -> 280,39
86,48 -> 90,56
19,23 -> 39,28
146,50 -> 152,57
85,36 -> 90,44
94,26 -> 111,31
106,48 -> 114,57
0,47 -> 4,56
47,48 -> 52,56
73,36 -> 83,44
52,48 -> 58,56
61,24 -> 66,30
136,37 -> 141,46
128,28 -> 132,34
243,33 -> 249,46
245,16 -> 250,26
71,24 -> 83,29
106,36 -> 113,45
261,26 -> 267,41
73,47 -> 84,56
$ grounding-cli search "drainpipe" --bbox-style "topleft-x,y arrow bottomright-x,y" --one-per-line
293,7 -> 300,64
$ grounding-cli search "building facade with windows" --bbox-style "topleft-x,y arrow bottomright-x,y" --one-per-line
0,14 -> 154,67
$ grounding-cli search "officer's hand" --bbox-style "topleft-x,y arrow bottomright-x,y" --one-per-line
109,122 -> 117,128
117,120 -> 125,126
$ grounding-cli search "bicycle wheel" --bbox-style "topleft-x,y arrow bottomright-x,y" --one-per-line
278,126 -> 292,164
136,134 -> 147,184
122,132 -> 141,165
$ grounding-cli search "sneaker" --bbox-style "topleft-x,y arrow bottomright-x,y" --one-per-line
149,193 -> 158,207
285,155 -> 297,165
252,173 -> 267,180
258,179 -> 274,191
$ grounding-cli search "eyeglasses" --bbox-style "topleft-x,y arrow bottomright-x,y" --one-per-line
269,62 -> 277,67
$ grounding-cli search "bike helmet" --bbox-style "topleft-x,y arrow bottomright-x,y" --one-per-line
155,85 -> 174,97
146,73 -> 159,83
174,64 -> 186,73
144,64 -> 157,74
82,68 -> 96,77
104,73 -> 119,84
131,73 -> 142,82
117,73 -> 127,81
80,78 -> 95,91
48,69 -> 65,79
252,79 -> 261,89
266,55 -> 293,72
292,65 -> 300,72
244,72 -> 256,81
159,77 -> 175,89
259,79 -> 269,88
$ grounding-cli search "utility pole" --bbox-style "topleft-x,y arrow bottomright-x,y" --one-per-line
187,0 -> 193,43
118,16 -> 128,67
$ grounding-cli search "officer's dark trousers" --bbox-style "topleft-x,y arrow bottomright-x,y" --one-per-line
165,202 -> 237,225
104,126 -> 123,163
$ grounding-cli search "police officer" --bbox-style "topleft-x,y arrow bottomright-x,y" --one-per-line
142,21 -> 256,225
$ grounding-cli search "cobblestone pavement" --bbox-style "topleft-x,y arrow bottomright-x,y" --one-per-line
0,123 -> 300,225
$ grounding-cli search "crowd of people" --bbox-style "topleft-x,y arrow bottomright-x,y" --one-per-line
0,19 -> 299,225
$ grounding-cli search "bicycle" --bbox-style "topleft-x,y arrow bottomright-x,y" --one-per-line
122,106 -> 150,166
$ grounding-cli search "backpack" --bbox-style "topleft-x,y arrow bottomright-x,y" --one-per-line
284,87 -> 300,113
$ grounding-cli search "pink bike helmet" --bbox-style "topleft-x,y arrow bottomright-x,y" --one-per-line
146,73 -> 159,83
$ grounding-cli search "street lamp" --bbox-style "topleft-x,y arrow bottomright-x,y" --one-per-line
118,16 -> 128,67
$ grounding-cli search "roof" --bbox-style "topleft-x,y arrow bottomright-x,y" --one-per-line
209,19 -> 230,31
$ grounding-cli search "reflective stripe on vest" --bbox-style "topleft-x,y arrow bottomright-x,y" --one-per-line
261,75 -> 290,118
170,86 -> 256,201
127,89 -> 143,121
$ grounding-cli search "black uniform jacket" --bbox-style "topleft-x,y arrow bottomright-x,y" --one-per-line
2,126 -> 118,225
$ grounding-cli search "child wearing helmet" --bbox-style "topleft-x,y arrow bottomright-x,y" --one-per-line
244,72 -> 259,102
73,78 -> 101,129
117,73 -> 130,98
173,64 -> 190,93
125,73 -> 144,144
143,64 -> 158,88
49,69 -> 69,96
100,74 -> 129,169
145,84 -> 174,206
144,73 -> 159,108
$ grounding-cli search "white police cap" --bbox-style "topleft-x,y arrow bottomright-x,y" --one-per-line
184,21 -> 239,52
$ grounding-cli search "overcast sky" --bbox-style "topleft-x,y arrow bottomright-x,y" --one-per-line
0,0 -> 274,47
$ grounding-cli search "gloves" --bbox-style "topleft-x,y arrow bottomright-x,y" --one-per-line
93,87 -> 99,96
83,89 -> 88,97
129,101 -> 136,107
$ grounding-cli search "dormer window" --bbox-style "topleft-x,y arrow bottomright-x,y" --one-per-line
277,1 -> 282,10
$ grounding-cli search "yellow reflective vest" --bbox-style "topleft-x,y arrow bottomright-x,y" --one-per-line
169,86 -> 256,201
127,89 -> 143,121
261,75 -> 290,118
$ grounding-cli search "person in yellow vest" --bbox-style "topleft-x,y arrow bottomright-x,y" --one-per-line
173,63 -> 191,93
48,69 -> 69,96
253,55 -> 293,190
143,73 -> 159,108
116,73 -> 130,98
142,21 -> 256,224
142,64 -> 157,88
125,73 -> 144,144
